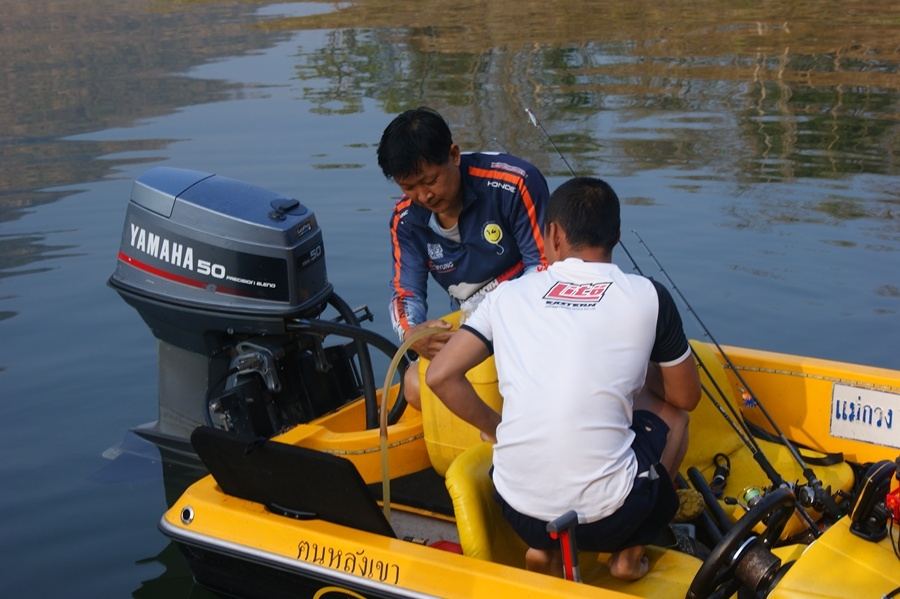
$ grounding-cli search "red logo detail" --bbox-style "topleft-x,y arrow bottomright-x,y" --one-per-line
543,282 -> 612,303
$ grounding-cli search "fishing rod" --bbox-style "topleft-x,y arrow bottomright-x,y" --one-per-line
524,107 -> 646,276
525,108 -> 576,178
632,230 -> 842,521
699,373 -> 787,490
695,350 -> 821,530
524,106 -> 828,533
694,335 -> 823,531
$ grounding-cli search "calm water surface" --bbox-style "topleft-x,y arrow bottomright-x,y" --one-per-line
1,0 -> 898,595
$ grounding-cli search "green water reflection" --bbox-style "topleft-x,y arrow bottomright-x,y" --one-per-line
4,0 -> 898,222
278,0 -> 899,184
0,0 -> 289,315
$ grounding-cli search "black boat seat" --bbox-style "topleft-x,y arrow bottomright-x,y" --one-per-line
682,341 -> 855,537
191,426 -> 395,538
445,442 -> 701,596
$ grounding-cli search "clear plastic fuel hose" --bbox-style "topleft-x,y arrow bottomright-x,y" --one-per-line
379,326 -> 447,521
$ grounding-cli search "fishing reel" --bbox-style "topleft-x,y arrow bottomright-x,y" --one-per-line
849,459 -> 899,542
794,479 -> 845,520
720,478 -> 843,523
709,453 -> 730,498
723,485 -> 767,513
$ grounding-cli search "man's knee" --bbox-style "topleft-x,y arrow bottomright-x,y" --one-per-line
525,547 -> 562,576
669,405 -> 689,435
404,364 -> 422,411
653,399 -> 689,438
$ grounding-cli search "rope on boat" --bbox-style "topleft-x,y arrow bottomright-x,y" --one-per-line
730,364 -> 900,394
320,433 -> 424,456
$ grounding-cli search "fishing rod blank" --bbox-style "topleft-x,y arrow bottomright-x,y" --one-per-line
631,230 -> 820,482
525,107 -> 576,176
697,358 -> 760,444
632,230 -> 844,524
701,384 -> 757,454
524,107 -> 646,277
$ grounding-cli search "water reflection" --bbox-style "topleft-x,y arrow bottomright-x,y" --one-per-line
0,0 -> 288,312
0,233 -> 79,277
133,542 -> 217,599
4,0 -> 897,286
276,0 -> 899,195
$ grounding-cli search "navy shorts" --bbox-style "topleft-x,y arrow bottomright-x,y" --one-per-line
494,410 -> 677,552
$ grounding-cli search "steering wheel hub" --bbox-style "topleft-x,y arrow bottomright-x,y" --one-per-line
687,487 -> 796,599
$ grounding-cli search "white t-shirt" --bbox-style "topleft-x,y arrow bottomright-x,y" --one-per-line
462,257 -> 691,523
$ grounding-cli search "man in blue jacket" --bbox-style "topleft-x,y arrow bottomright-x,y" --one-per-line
377,107 -> 549,408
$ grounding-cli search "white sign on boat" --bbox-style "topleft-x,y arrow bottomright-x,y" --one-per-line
830,384 -> 898,449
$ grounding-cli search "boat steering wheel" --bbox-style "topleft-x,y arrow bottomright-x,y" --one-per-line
687,487 -> 796,599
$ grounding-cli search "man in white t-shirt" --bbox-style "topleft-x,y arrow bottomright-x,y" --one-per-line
426,177 -> 700,580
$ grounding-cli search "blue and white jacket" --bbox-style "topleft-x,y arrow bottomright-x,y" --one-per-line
389,152 -> 548,337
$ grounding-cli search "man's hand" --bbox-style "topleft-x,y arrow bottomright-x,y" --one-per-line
480,430 -> 498,444
405,319 -> 453,360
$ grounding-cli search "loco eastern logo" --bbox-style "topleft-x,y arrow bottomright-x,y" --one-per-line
543,281 -> 612,305
482,222 -> 503,244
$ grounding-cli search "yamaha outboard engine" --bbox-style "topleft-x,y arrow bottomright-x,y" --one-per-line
109,167 -> 398,461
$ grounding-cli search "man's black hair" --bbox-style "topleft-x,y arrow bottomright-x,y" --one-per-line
377,107 -> 453,180
546,177 -> 620,252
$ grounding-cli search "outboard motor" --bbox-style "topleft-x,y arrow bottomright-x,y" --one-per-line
109,167 -> 399,461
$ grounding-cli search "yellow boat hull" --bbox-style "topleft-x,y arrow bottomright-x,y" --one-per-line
716,344 -> 898,464
161,339 -> 900,598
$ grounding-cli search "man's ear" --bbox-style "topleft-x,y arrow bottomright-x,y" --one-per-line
547,221 -> 564,252
449,144 -> 461,166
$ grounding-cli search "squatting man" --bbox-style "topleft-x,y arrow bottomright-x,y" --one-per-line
427,176 -> 701,580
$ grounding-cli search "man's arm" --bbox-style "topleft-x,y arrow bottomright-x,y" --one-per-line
657,357 -> 701,412
390,222 -> 453,359
507,164 -> 548,270
648,280 -> 700,411
389,200 -> 435,341
425,329 -> 501,442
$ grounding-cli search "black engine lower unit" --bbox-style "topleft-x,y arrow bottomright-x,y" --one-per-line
210,339 -> 364,439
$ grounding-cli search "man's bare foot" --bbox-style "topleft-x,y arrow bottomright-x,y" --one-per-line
608,547 -> 649,581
